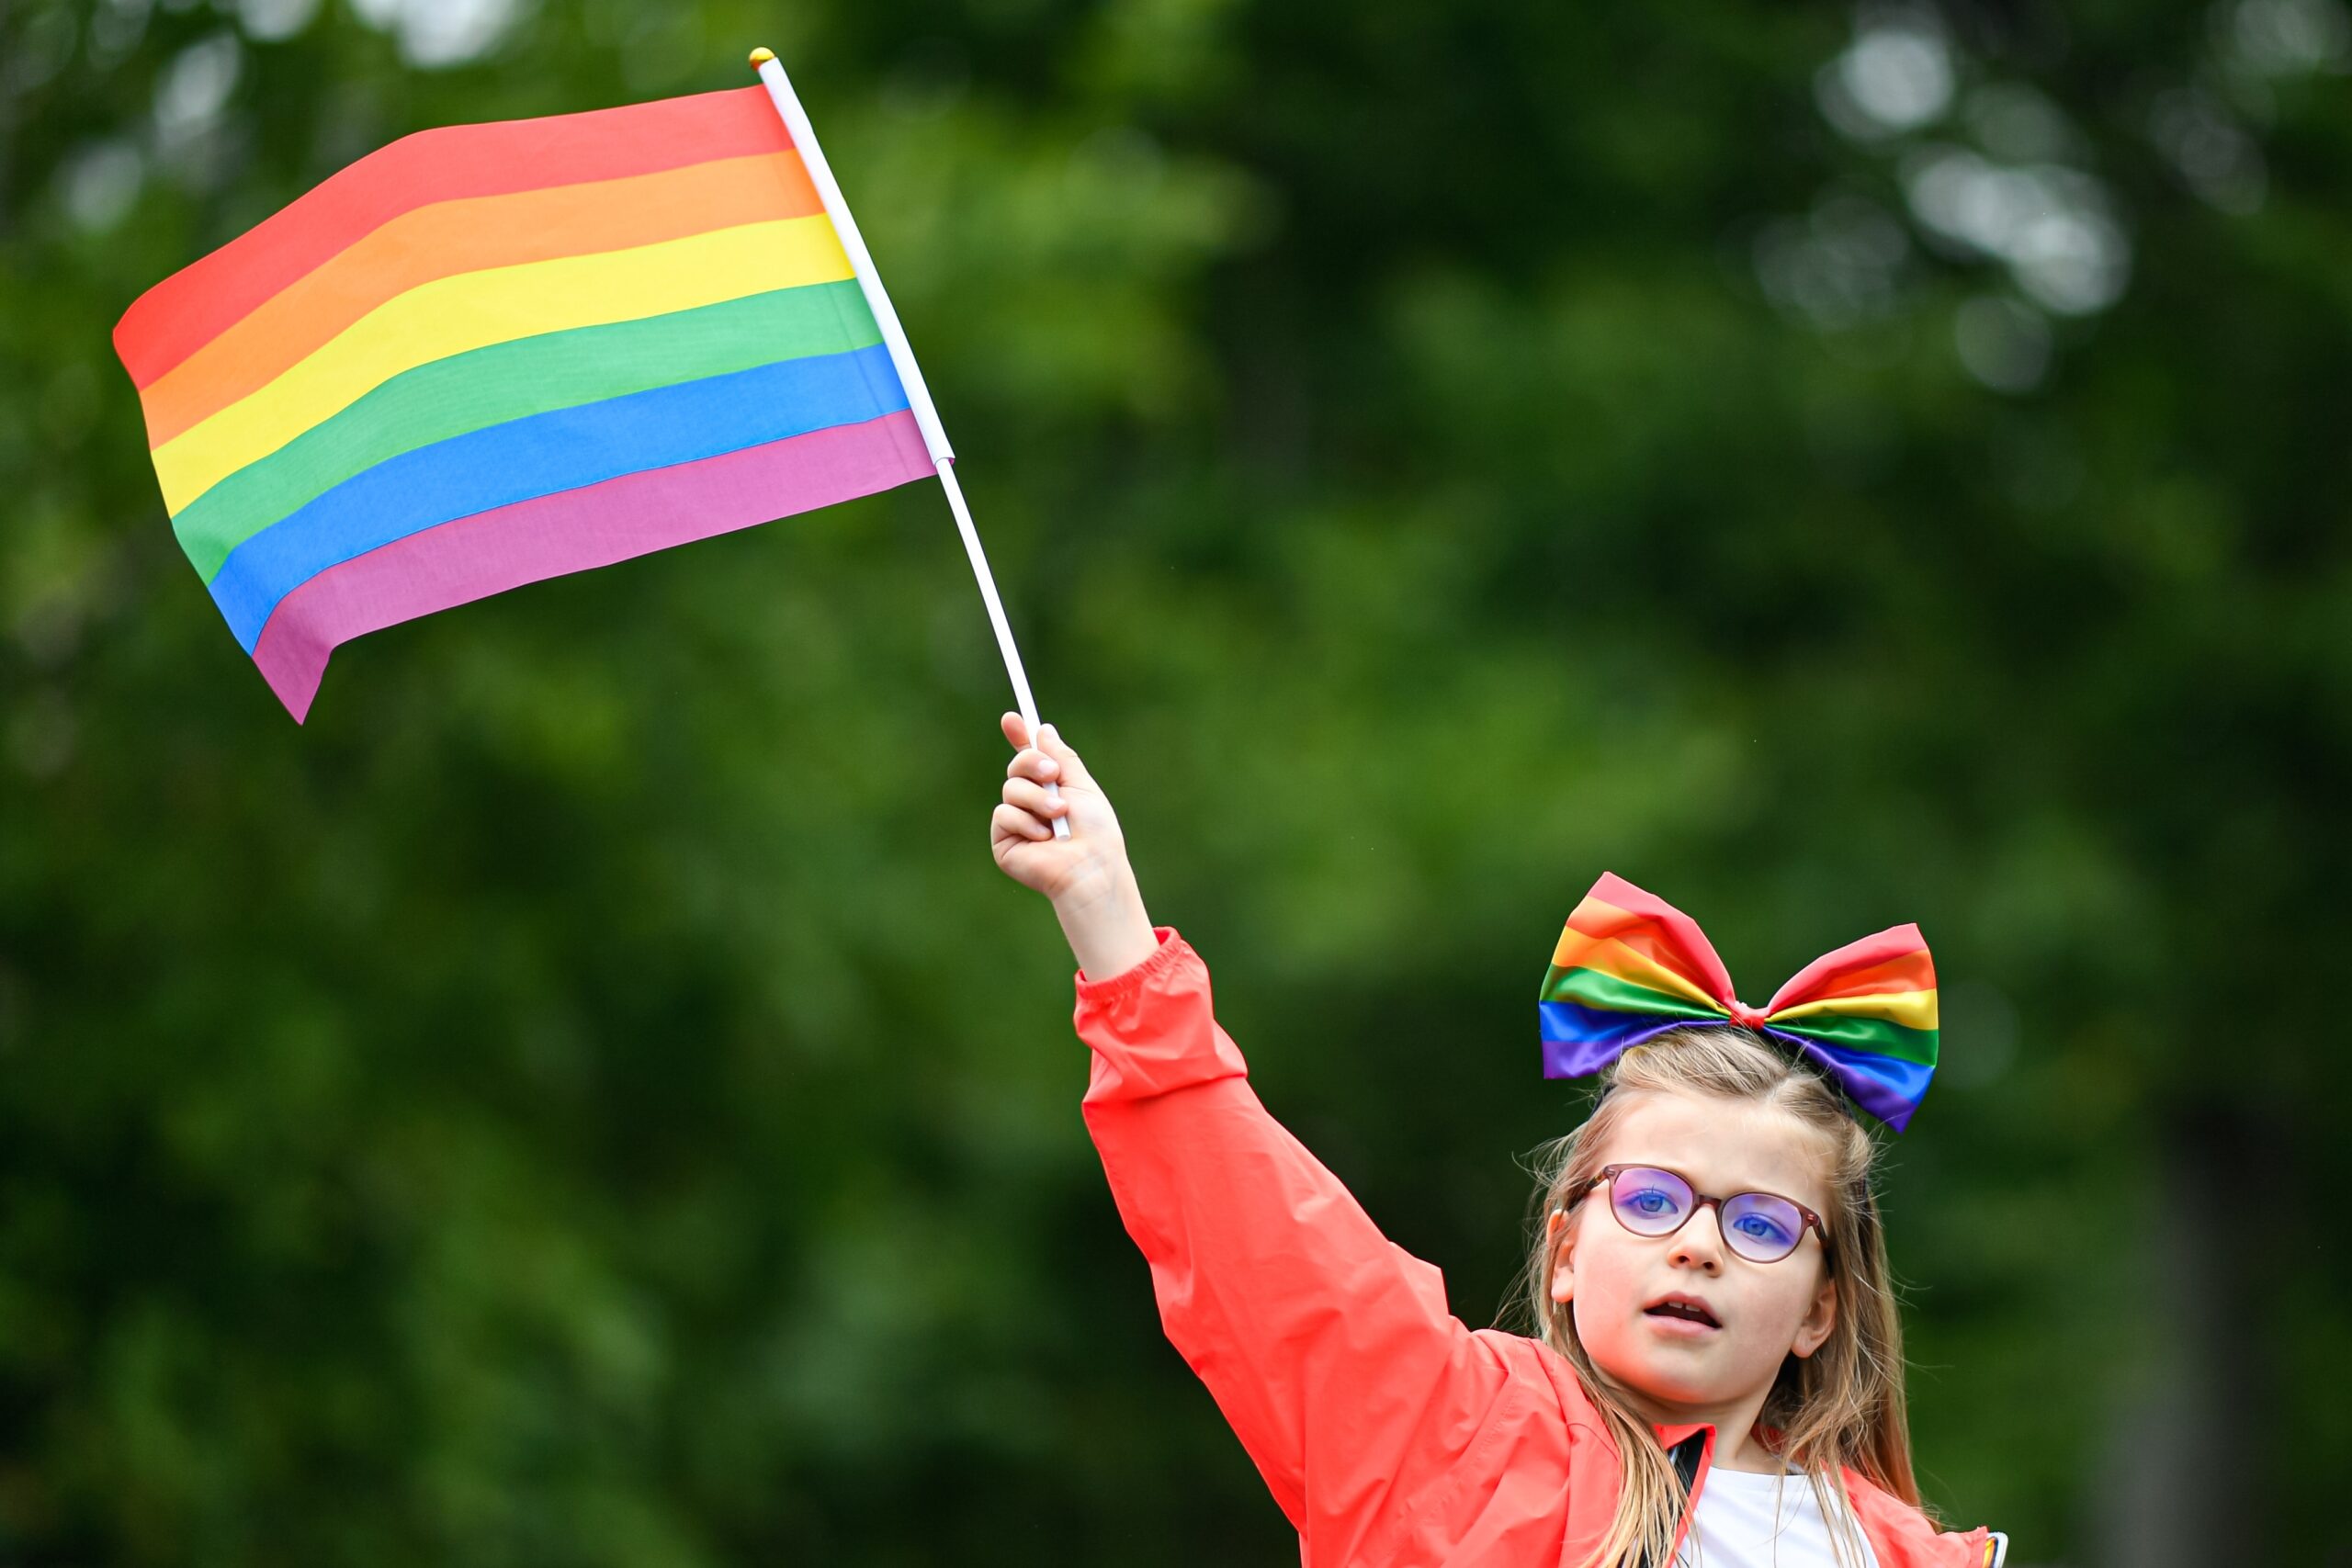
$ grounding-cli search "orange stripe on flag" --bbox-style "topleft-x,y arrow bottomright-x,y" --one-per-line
138,151 -> 822,449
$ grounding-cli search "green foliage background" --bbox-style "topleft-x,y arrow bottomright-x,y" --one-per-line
3,0 -> 2346,1561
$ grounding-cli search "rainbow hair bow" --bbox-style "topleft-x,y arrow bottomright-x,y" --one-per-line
1538,873 -> 1940,1132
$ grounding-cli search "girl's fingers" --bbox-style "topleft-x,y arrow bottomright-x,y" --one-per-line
998,712 -> 1096,797
1006,747 -> 1061,784
1001,777 -> 1067,818
1000,712 -> 1080,784
992,802 -> 1052,842
1033,723 -> 1094,790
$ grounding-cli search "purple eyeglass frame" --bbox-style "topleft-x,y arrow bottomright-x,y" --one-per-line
1566,1163 -> 1837,1272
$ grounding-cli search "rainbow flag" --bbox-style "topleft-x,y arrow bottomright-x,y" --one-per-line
1538,873 -> 1940,1131
112,85 -> 935,720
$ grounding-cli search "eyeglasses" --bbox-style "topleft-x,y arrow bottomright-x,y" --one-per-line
1566,1164 -> 1835,1270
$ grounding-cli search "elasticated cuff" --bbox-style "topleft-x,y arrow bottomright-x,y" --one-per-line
1072,924 -> 1186,1000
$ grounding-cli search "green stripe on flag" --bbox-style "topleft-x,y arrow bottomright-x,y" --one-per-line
173,280 -> 883,581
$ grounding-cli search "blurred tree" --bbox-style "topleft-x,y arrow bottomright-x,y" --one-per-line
2,0 -> 2346,1562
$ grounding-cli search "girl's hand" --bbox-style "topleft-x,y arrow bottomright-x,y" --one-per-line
990,712 -> 1124,899
990,713 -> 1159,979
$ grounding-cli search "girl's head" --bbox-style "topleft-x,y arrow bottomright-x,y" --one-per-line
1521,1026 -> 1917,1566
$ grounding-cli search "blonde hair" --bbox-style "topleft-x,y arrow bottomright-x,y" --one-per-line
1511,1027 -> 1921,1568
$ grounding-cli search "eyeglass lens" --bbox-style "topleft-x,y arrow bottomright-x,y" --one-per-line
1606,1166 -> 1810,1264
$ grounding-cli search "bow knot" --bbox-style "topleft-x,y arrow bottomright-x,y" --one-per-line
1536,873 -> 1940,1133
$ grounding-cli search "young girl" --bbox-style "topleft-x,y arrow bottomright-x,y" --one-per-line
989,715 -> 2007,1568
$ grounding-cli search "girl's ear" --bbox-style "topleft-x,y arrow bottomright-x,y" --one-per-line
1790,1272 -> 1838,1358
1547,1207 -> 1576,1303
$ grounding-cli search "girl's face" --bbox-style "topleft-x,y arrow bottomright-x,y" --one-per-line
1548,1089 -> 1839,1422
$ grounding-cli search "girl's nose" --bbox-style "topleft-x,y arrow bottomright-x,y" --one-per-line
1669,1210 -> 1726,1274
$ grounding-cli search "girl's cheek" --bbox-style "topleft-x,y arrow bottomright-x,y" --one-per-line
1568,1245 -> 1647,1361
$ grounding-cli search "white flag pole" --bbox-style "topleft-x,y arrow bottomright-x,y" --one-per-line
749,45 -> 1069,839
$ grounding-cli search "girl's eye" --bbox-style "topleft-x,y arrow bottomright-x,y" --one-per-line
1625,1190 -> 1681,1216
1735,1213 -> 1792,1243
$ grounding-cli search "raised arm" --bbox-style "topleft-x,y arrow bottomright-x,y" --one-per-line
990,718 -> 1541,1562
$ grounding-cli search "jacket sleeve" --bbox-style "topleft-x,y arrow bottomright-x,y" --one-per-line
1073,927 -> 1525,1563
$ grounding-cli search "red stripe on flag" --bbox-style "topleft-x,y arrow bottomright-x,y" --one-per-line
114,85 -> 787,389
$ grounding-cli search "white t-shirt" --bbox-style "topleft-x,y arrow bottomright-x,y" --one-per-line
1673,1466 -> 1882,1568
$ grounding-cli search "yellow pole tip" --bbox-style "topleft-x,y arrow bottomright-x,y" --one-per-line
748,46 -> 775,67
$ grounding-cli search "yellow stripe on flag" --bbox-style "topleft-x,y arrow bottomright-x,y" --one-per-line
153,215 -> 854,513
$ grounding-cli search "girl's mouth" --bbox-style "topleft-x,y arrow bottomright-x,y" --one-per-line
1643,1295 -> 1722,1330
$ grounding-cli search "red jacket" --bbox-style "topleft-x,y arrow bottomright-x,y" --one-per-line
1073,928 -> 2007,1568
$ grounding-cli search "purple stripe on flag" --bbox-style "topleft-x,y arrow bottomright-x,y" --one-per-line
250,408 -> 933,720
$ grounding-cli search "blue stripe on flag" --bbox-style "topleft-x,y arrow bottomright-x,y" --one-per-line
209,343 -> 910,650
